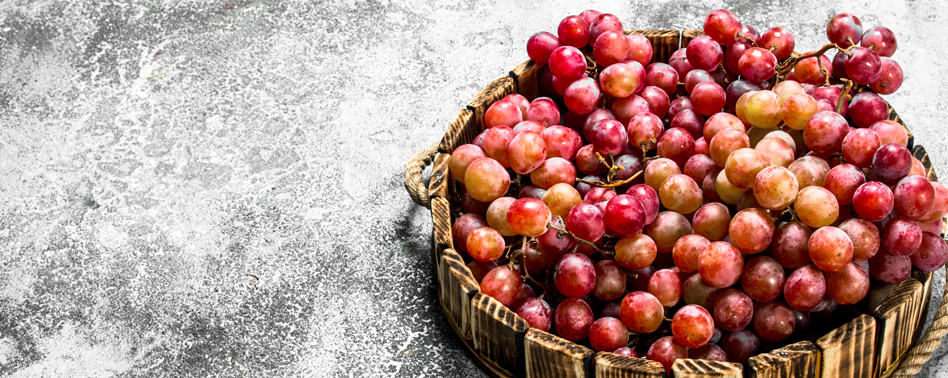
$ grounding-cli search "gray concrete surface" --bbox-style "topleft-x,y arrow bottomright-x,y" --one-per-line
0,0 -> 947,377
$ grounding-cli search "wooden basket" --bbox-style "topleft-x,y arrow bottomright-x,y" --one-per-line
403,29 -> 948,378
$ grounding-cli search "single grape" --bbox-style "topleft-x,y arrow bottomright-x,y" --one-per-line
481,265 -> 522,307
693,203 -> 731,242
685,154 -> 718,186
486,197 -> 517,236
760,27 -> 795,60
756,137 -> 795,168
611,94 -> 652,125
715,169 -> 747,205
639,86 -> 670,118
722,329 -> 761,364
870,247 -> 912,284
517,297 -> 552,331
704,9 -> 742,45
738,47 -> 777,81
714,289 -> 754,332
725,148 -> 771,189
555,297 -> 594,341
921,182 -> 948,221
870,58 -> 903,95
671,109 -> 705,140
644,158 -> 681,191
699,241 -> 744,288
461,192 -> 490,215
841,128 -> 882,168
847,91 -> 888,128
844,47 -> 883,85
507,198 -> 552,237
557,15 -> 590,49
672,304 -> 715,348
648,268 -> 683,307
669,96 -> 694,118
599,62 -> 642,98
782,93 -> 820,131
826,13 -> 863,47
673,234 -> 712,273
564,77 -> 602,115
882,216 -> 923,256
685,69 -> 714,94
753,301 -> 795,342
626,34 -> 654,66
784,265 -> 826,311
825,262 -> 870,304
648,211 -> 693,253
588,119 -> 628,156
485,99 -> 523,129
710,128 -> 751,168
870,120 -> 909,147
465,158 -> 511,203
753,166 -> 799,210
648,337 -> 689,375
614,347 -> 638,358
615,234 -> 658,270
660,174 -> 703,214
794,52 -> 833,85
532,158 -> 577,190
627,112 -> 664,152
621,291 -> 664,333
682,273 -> 725,310
627,184 -> 660,224
687,35 -> 725,71
575,144 -> 609,176
852,181 -> 895,221
579,10 -> 602,25
482,126 -> 516,167
690,344 -> 728,362
912,233 -> 948,271
861,26 -> 897,57
669,48 -> 695,78
873,143 -> 912,185
566,202 -> 606,243
894,175 -> 936,219
508,131 -> 548,175
589,13 -> 623,43
823,164 -> 866,206
554,253 -> 597,298
605,194 -> 647,236
839,218 -> 881,261
691,81 -> 727,116
589,317 -> 630,352
549,46 -> 587,81
645,63 -> 680,96
795,186 -> 839,228
809,226 -> 854,272
527,32 -> 561,64
529,98 -> 563,129
594,30 -> 631,67
804,111 -> 849,154
742,255 -> 786,302
728,208 -> 775,254
449,144 -> 488,182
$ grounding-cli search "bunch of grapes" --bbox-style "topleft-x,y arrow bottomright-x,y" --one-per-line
449,9 -> 941,374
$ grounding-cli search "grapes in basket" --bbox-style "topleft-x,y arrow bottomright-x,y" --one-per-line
450,8 -> 942,374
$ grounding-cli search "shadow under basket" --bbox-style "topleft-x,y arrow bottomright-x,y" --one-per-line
404,29 -> 948,378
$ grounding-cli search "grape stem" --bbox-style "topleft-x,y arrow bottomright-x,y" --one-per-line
776,43 -> 853,75
506,237 -> 528,271
575,168 -> 644,188
836,78 -> 854,114
736,31 -> 757,46
547,216 -> 612,255
597,152 -> 624,183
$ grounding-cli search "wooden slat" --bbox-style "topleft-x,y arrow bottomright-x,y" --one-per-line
817,314 -> 876,378
913,145 -> 937,182
431,196 -> 453,275
874,277 -> 925,377
671,359 -> 741,378
439,109 -> 477,153
468,75 -> 517,132
429,152 -> 451,200
680,30 -> 704,48
471,293 -> 530,376
595,352 -> 666,378
747,341 -> 821,378
626,29 -> 680,65
509,60 -> 541,101
525,328 -> 594,378
439,248 -> 479,340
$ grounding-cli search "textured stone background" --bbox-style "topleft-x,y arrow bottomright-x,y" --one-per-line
1,0 -> 947,377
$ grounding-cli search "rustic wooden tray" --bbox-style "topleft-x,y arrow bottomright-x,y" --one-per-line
406,29 -> 948,378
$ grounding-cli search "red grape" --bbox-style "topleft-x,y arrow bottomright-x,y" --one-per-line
517,297 -> 552,331
869,247 -> 912,284
627,184 -> 660,224
485,99 -> 523,128
620,291 -> 664,333
626,34 -> 654,66
848,91 -> 888,128
615,234 -> 658,270
669,48 -> 695,78
449,144 -> 487,182
486,197 -> 517,236
722,329 -> 761,364
882,216 -> 923,256
725,148 -> 771,189
645,63 -> 680,96
465,158 -> 511,203
738,47 -> 777,81
589,316 -> 630,352
693,202 -> 731,242
686,35 -> 725,71
672,304 -> 715,348
825,262 -> 870,304
783,265 -> 826,311
529,98 -> 563,128
599,62 -> 643,98
639,86 -> 670,118
844,47 -> 882,85
691,81 -> 726,116
554,253 -> 597,298
894,175 -> 935,219
566,203 -> 606,242
627,112 -> 665,152
912,233 -> 948,271
671,109 -> 705,140
841,128 -> 882,168
759,27 -> 795,60
468,260 -> 500,284
704,9 -> 742,45
614,347 -> 638,358
794,52 -> 832,85
826,13 -> 863,47
804,111 -> 849,154
648,211 -> 693,253
870,58 -> 903,95
594,260 -> 627,301
873,143 -> 912,185
557,15 -> 589,49
808,226 -> 854,272
795,186 -> 839,228
604,194 -> 647,236
690,344 -> 728,362
564,77 -> 602,115
673,234 -> 711,273
648,336 -> 689,375
481,265 -> 522,307
861,26 -> 897,57
742,255 -> 786,302
870,120 -> 909,147
549,46 -> 587,81
593,30 -> 630,67
555,297 -> 594,341
852,181 -> 895,222
839,218 -> 881,261
714,289 -> 754,332
507,198 -> 552,237
753,301 -> 795,342
699,241 -> 744,288
527,32 -> 561,64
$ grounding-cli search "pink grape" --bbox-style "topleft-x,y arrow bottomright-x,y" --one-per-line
507,198 -> 552,237
589,317 -> 629,352
690,344 -> 728,362
870,120 -> 909,147
755,137 -> 795,168
584,187 -> 616,205
704,9 -> 742,45
753,166 -> 799,209
453,213 -> 488,254
839,218 -> 881,261
648,336 -> 689,375
611,94 -> 652,125
669,96 -> 694,118
804,111 -> 849,154
873,143 -> 912,185
579,10 -> 601,25
894,175 -> 936,218
658,128 -> 697,168
648,211 -> 693,253
742,256 -> 786,302
870,58 -> 903,95
826,13 -> 863,47
604,194 -> 647,236
673,234 -> 711,273
557,15 -> 589,49
485,99 -> 523,128
808,226 -> 854,272
853,181 -> 895,221
728,208 -> 775,254
645,63 -> 679,96
649,269 -> 683,307
575,145 -> 608,176
541,125 -> 580,160
549,46 -> 587,81
753,301 -> 795,342
554,253 -> 597,298
614,347 -> 638,358
564,77 -> 602,115
684,69 -> 714,94
671,109 -> 705,139
529,97 -> 562,127
686,35 -> 724,71
554,297 -> 593,341
566,203 -> 606,242
844,47 -> 882,85
699,241 -> 744,288
794,52 -> 832,85
783,265 -> 826,311
714,289 -> 754,332
921,182 -> 948,222
481,265 -> 522,307
691,81 -> 726,116
669,48 -> 695,78
509,131 -> 547,174
517,297 -> 552,331
593,30 -> 630,67
464,158 -> 511,202
532,158 -> 577,190
639,86 -> 670,118
537,216 -> 576,256
589,119 -> 628,156
882,216 -> 923,256
599,62 -> 643,98
672,305 -> 715,348
861,27 -> 897,57
823,164 -> 866,206
449,144 -> 487,182
527,32 -> 560,64
627,184 -> 660,224
759,27 -> 795,60
722,329 -> 761,364
615,234 -> 658,270
825,262 -> 870,304
724,41 -> 753,77
513,120 -> 544,135
841,128 -> 882,168
847,91 -> 888,128
627,113 -> 665,152
621,291 -> 664,333
912,233 -> 948,272
693,202 -> 731,242
738,47 -> 777,81
682,273 -> 725,310
589,13 -> 623,43
626,34 -> 654,66
870,247 -> 912,284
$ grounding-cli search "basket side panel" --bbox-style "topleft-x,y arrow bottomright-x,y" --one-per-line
817,314 -> 876,378
680,30 -> 704,48
626,29 -> 680,65
468,76 -> 517,131
439,248 -> 479,340
510,60 -> 541,101
439,109 -> 477,153
524,328 -> 594,378
747,341 -> 821,378
429,152 -> 451,202
430,196 -> 453,273
471,293 -> 529,376
671,359 -> 741,378
874,277 -> 925,377
594,352 -> 665,378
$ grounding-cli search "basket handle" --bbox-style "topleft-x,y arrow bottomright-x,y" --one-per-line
404,142 -> 440,209
890,263 -> 948,377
